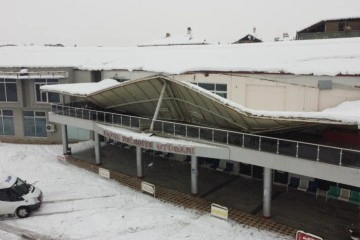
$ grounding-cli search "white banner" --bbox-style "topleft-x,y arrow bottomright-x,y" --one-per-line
98,168 -> 110,178
141,181 -> 156,198
210,203 -> 228,220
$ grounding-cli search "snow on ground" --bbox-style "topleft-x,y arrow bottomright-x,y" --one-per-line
0,142 -> 291,240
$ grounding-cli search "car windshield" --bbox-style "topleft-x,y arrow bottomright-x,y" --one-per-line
11,178 -> 30,196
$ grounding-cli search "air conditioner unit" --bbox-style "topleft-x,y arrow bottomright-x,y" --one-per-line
46,123 -> 56,132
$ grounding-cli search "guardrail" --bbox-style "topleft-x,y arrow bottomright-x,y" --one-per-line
0,71 -> 68,79
51,104 -> 360,169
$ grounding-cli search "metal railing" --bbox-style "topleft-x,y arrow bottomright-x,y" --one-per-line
51,104 -> 360,169
0,71 -> 68,79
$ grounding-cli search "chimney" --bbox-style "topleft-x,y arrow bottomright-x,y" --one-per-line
165,33 -> 171,38
187,27 -> 192,35
253,27 -> 256,34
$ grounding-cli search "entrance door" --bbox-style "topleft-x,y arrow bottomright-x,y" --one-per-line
252,166 -> 263,180
273,170 -> 288,185
239,163 -> 252,176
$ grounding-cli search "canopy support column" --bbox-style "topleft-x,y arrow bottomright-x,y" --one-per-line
94,133 -> 101,165
136,147 -> 143,178
62,124 -> 69,155
150,82 -> 167,131
263,167 -> 272,218
191,155 -> 198,195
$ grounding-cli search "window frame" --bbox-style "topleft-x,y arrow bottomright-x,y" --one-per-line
0,79 -> 18,102
23,110 -> 47,138
0,109 -> 15,136
191,82 -> 228,99
34,79 -> 60,104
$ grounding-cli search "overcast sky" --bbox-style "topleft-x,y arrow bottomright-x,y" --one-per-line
1,0 -> 360,47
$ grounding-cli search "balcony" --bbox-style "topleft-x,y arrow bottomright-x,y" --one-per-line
0,71 -> 68,79
51,104 -> 360,169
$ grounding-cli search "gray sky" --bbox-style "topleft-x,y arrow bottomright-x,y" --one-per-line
1,0 -> 360,47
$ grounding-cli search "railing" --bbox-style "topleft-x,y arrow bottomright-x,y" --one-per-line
0,71 -> 68,79
51,104 -> 360,169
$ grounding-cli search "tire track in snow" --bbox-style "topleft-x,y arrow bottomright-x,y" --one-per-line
0,222 -> 60,240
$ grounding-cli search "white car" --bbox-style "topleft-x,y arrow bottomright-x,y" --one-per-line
0,175 -> 43,218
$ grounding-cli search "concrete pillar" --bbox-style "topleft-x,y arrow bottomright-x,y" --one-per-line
263,167 -> 272,218
219,160 -> 227,170
61,124 -> 69,155
136,147 -> 143,178
94,133 -> 101,165
233,162 -> 240,175
191,155 -> 198,195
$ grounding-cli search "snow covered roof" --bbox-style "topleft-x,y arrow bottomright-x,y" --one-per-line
138,34 -> 210,47
0,175 -> 16,189
1,37 -> 360,76
298,16 -> 360,33
42,76 -> 360,133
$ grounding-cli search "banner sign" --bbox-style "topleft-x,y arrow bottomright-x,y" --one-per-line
210,203 -> 228,220
103,129 -> 195,155
296,230 -> 323,240
57,155 -> 68,162
141,181 -> 156,198
98,168 -> 110,179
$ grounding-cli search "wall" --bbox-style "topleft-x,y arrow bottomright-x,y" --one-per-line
102,70 -> 158,81
0,67 -> 74,143
175,73 -> 320,111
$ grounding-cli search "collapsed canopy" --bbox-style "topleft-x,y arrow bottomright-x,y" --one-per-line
41,75 -> 360,133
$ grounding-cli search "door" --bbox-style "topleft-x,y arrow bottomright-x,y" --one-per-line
0,189 -> 24,215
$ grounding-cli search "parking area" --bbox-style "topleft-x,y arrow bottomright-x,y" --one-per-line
71,143 -> 360,240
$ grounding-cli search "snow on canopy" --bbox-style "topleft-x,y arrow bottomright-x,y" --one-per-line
41,78 -> 360,127
1,37 -> 360,76
41,79 -> 120,96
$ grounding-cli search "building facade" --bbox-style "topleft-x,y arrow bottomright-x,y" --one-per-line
296,17 -> 360,40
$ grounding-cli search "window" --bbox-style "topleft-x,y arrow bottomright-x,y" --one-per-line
0,79 -> 18,102
34,79 -> 60,103
23,111 -> 47,137
0,110 -> 15,136
192,83 -> 227,98
0,189 -> 22,202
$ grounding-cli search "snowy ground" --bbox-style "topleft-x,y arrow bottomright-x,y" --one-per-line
0,142 -> 291,240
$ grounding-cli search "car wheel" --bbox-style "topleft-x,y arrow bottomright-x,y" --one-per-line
16,207 -> 30,218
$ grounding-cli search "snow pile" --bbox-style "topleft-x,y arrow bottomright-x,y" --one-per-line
1,37 -> 360,76
41,79 -> 120,96
0,142 -> 290,240
139,34 -> 209,47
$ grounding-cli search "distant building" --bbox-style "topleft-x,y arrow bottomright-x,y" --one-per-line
296,17 -> 360,40
138,27 -> 210,47
233,34 -> 262,44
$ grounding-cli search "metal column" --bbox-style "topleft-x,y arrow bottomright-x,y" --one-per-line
94,133 -> 101,165
191,155 -> 198,195
136,147 -> 143,178
149,82 -> 167,131
233,162 -> 240,175
263,167 -> 272,218
61,124 -> 69,155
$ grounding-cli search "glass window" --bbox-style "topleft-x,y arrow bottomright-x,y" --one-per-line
198,83 -> 215,91
0,84 -> 5,101
34,79 -> 60,103
0,79 -> 18,102
191,82 -> 228,99
0,109 -> 15,136
23,110 -> 47,137
216,84 -> 227,91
